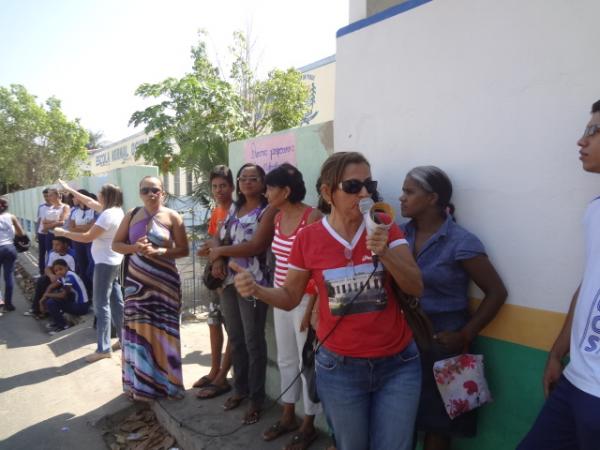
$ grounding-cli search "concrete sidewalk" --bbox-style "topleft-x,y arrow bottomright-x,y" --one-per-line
0,253 -> 331,449
0,279 -> 128,450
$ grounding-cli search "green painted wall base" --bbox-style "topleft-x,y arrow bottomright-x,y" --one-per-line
416,337 -> 548,450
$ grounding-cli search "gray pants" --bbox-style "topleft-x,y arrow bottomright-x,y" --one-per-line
220,284 -> 268,406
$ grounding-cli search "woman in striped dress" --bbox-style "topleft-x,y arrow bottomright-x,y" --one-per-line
261,164 -> 323,450
112,176 -> 189,401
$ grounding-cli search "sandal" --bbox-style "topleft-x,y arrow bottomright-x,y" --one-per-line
262,420 -> 299,441
196,383 -> 232,399
284,429 -> 318,450
223,395 -> 246,411
192,375 -> 213,389
242,405 -> 261,425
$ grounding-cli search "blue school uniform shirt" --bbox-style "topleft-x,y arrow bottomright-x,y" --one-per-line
46,250 -> 76,271
401,215 -> 486,314
61,271 -> 89,304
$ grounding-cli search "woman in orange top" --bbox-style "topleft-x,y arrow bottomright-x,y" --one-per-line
195,165 -> 236,399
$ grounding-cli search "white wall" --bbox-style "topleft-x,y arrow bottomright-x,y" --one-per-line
335,0 -> 600,313
349,0 -> 367,21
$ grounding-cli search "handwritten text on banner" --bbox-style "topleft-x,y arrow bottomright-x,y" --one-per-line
243,133 -> 297,172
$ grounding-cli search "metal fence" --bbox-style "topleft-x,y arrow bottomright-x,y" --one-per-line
178,242 -> 211,315
172,202 -> 212,316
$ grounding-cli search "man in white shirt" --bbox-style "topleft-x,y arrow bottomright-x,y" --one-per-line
518,100 -> 600,450
36,188 -> 51,275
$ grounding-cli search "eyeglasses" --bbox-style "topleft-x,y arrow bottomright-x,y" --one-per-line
237,176 -> 260,183
582,124 -> 600,139
140,187 -> 162,195
339,178 -> 378,195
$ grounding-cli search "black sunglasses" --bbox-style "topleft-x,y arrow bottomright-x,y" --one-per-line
339,178 -> 378,195
140,187 -> 162,195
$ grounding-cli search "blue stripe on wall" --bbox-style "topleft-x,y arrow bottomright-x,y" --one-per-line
337,0 -> 433,38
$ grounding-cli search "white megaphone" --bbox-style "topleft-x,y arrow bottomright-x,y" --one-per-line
359,197 -> 395,266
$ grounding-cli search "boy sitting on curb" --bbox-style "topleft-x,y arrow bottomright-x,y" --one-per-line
24,236 -> 75,318
41,259 -> 89,335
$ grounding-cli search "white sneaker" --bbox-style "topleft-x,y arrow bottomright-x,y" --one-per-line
23,310 -> 35,317
45,322 -> 58,330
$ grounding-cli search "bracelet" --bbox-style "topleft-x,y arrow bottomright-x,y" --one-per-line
157,248 -> 167,256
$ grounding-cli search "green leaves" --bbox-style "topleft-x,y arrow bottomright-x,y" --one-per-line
129,30 -> 310,193
0,84 -> 89,192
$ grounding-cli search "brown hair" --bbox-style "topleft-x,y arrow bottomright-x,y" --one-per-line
100,183 -> 123,209
210,165 -> 234,187
47,188 -> 62,202
318,152 -> 372,208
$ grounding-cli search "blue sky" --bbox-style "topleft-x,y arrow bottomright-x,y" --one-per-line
0,0 -> 347,142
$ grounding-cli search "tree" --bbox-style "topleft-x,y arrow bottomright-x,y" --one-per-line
86,129 -> 106,150
0,84 -> 89,192
129,30 -> 309,184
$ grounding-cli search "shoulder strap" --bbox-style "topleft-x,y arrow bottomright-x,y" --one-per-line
274,211 -> 283,229
300,206 -> 314,226
129,207 -> 142,224
257,204 -> 270,222
222,206 -> 238,244
125,207 -> 142,244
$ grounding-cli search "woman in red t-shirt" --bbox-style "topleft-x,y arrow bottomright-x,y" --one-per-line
232,152 -> 423,450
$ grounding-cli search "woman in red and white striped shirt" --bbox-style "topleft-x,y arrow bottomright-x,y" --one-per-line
262,163 -> 322,449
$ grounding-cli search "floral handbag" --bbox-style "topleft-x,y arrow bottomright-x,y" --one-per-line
433,353 -> 492,419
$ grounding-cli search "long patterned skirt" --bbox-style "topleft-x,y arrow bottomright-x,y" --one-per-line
122,253 -> 185,400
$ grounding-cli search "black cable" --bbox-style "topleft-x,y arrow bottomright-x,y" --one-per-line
158,265 -> 380,438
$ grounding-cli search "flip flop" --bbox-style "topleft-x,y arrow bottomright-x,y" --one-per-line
284,429 -> 319,450
192,375 -> 213,389
262,420 -> 300,441
196,383 -> 232,400
223,395 -> 247,411
242,407 -> 261,425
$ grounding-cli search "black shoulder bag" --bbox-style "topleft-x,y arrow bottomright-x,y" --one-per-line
119,206 -> 141,285
14,234 -> 31,253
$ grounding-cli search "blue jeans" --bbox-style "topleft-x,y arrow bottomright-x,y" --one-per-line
517,375 -> 600,450
0,244 -> 17,306
93,263 -> 123,353
46,297 -> 89,328
316,341 -> 422,450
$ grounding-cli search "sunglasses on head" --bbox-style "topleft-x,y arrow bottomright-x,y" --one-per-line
339,178 -> 378,195
140,187 -> 161,195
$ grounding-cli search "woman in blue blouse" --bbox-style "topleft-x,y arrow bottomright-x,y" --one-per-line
400,166 -> 507,450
